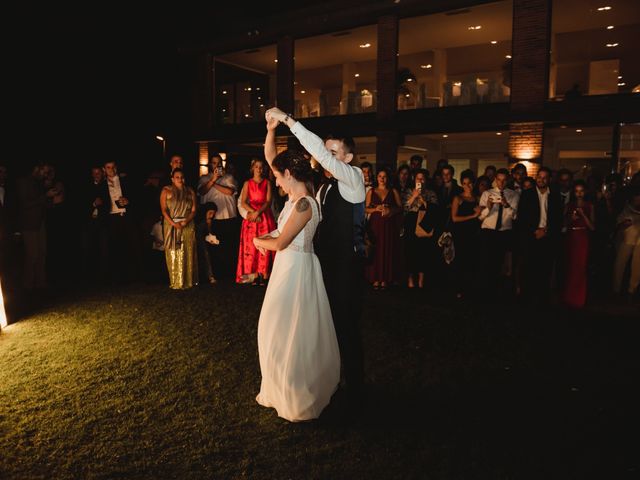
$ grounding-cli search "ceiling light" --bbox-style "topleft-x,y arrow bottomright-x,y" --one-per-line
618,82 -> 626,86
468,25 -> 482,30
453,82 -> 462,86
222,90 -> 227,95
607,25 -> 614,30
597,6 -> 612,11
300,90 -> 306,94
354,73 -> 360,77
407,78 -> 413,82
405,94 -> 410,97
505,54 -> 512,59
618,76 -> 623,79
359,43 -> 371,48
606,43 -> 619,47
420,64 -> 432,69
576,129 -> 582,133
490,40 -> 497,44
274,59 -> 278,63
442,134 -> 448,138
496,132 -> 502,136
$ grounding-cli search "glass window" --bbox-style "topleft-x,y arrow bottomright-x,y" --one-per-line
543,126 -> 614,179
294,24 -> 377,118
399,131 -> 509,179
619,123 -> 640,180
214,44 -> 277,124
398,1 -> 513,110
550,0 -> 640,99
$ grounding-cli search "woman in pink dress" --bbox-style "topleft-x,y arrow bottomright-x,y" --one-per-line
236,159 -> 276,285
562,180 -> 595,308
365,169 -> 402,289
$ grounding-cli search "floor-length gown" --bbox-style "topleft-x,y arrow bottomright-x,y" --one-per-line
562,202 -> 592,308
256,196 -> 340,422
236,178 -> 277,283
366,189 -> 401,283
163,187 -> 198,289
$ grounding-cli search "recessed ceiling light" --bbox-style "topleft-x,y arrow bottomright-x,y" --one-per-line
359,43 -> 371,48
420,64 -> 432,69
222,90 -> 227,95
618,82 -> 626,86
618,75 -> 623,79
405,94 -> 410,97
490,40 -> 498,44
606,43 -> 619,47
496,132 -> 502,136
607,25 -> 614,30
300,90 -> 306,94
442,134 -> 448,138
576,129 -> 582,133
505,54 -> 512,59
274,59 -> 278,63
453,82 -> 462,86
597,6 -> 612,11
354,73 -> 360,77
407,78 -> 413,82
468,25 -> 482,30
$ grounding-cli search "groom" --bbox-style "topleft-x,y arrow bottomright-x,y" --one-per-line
266,108 -> 367,406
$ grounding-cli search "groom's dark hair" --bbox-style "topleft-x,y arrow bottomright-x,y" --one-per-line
326,134 -> 356,156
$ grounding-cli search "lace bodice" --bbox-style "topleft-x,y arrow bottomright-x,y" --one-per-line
276,195 -> 321,253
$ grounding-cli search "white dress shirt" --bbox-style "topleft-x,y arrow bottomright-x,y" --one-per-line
537,187 -> 549,229
107,175 -> 126,214
198,173 -> 238,220
290,121 -> 365,205
478,187 -> 519,230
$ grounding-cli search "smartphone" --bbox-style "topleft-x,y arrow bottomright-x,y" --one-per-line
415,182 -> 422,191
216,166 -> 223,175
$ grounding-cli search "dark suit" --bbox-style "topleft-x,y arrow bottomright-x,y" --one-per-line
98,175 -> 140,283
517,187 -> 563,303
82,180 -> 110,282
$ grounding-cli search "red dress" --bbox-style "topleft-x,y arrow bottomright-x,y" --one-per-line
236,179 -> 277,283
366,189 -> 401,283
562,201 -> 592,308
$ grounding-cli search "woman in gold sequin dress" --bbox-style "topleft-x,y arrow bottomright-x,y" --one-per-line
160,168 -> 198,289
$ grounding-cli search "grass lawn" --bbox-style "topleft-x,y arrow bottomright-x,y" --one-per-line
0,283 -> 638,479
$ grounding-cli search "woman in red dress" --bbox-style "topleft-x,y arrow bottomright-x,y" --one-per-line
365,169 -> 402,290
236,159 -> 276,285
562,180 -> 595,308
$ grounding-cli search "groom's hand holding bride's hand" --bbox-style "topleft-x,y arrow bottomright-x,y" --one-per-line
265,110 -> 279,131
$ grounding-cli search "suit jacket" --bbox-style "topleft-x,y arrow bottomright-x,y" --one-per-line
16,175 -> 47,231
98,174 -> 136,216
517,187 -> 563,243
85,180 -> 110,224
436,181 -> 462,209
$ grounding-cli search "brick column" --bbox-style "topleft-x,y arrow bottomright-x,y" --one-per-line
509,0 -> 551,169
376,14 -> 399,171
277,36 -> 294,115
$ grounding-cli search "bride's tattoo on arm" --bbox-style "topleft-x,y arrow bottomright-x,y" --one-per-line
296,198 -> 310,213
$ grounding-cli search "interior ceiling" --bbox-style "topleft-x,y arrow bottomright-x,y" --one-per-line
216,0 -> 639,75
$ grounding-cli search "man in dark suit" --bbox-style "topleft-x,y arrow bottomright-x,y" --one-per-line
517,166 -> 564,304
99,160 -> 139,284
82,166 -> 110,283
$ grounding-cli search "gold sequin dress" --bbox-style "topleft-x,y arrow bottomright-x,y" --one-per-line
163,186 -> 198,289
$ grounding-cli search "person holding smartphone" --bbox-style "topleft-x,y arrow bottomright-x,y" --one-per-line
198,154 -> 239,280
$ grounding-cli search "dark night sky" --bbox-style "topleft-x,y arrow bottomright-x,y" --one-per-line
6,2 -> 321,179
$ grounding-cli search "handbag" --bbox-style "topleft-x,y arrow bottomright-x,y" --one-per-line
415,209 -> 434,238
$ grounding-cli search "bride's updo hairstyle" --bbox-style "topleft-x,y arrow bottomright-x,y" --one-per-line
272,149 -> 313,184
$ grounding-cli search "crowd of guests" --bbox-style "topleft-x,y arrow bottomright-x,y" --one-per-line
1,153 -> 638,308
358,156 -> 640,307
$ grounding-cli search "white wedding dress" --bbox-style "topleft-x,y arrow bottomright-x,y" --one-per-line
256,196 -> 340,422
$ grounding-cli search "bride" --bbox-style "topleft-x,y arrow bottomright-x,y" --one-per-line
252,117 -> 340,422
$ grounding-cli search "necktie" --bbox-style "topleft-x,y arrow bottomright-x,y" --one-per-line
495,192 -> 504,230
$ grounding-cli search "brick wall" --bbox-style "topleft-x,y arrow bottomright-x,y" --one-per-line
510,0 -> 551,113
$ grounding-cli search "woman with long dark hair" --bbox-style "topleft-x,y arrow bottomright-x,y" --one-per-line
562,180 -> 595,308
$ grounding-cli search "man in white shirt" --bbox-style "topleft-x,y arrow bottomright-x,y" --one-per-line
100,160 -> 138,284
198,154 -> 239,279
478,168 -> 520,294
265,107 -> 366,408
